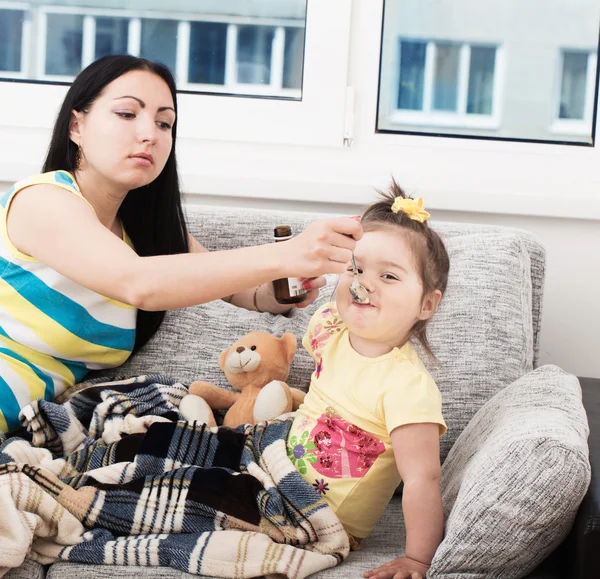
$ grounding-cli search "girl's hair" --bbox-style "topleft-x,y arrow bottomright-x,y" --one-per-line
43,54 -> 189,354
361,179 -> 450,357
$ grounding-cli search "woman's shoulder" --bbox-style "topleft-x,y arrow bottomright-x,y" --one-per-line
2,170 -> 82,205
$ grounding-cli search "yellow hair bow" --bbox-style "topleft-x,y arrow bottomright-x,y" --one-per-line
391,197 -> 430,223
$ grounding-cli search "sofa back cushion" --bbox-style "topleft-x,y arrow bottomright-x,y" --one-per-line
116,207 -> 541,461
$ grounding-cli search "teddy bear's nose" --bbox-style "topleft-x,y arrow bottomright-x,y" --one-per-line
236,346 -> 245,353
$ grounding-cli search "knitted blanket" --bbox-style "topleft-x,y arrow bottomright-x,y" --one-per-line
0,375 -> 349,578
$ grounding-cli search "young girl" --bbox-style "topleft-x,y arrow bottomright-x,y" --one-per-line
286,182 -> 450,579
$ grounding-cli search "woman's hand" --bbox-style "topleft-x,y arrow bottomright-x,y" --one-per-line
295,275 -> 327,308
254,275 -> 328,313
284,217 -> 362,278
364,556 -> 430,579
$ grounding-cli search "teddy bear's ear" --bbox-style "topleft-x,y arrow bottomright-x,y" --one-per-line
218,345 -> 231,370
280,333 -> 297,364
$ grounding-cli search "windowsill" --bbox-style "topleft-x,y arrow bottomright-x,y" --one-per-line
549,119 -> 593,137
387,110 -> 500,130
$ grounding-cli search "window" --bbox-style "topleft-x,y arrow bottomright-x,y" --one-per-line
551,50 -> 597,136
378,0 -> 599,144
3,1 -> 307,99
0,5 -> 27,77
391,39 -> 500,128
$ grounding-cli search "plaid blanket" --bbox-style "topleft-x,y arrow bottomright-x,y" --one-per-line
0,375 -> 349,578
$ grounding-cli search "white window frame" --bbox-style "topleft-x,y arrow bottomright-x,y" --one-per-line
34,6 -> 303,98
387,40 -> 503,130
0,2 -> 31,79
550,49 -> 597,137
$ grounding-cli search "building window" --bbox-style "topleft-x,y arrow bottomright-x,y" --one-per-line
140,19 -> 178,74
392,39 -> 499,128
1,2 -> 306,99
0,8 -> 24,73
550,49 -> 597,137
44,13 -> 83,76
188,22 -> 227,85
559,50 -> 594,120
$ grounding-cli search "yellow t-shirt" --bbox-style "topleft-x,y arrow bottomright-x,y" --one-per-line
287,303 -> 446,539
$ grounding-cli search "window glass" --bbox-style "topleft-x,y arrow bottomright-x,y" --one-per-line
0,9 -> 23,72
237,25 -> 275,85
140,19 -> 178,74
188,22 -> 227,85
45,13 -> 84,76
0,0 -> 306,99
397,40 -> 426,110
378,0 -> 600,144
467,46 -> 495,115
283,26 -> 305,89
433,43 -> 460,112
560,51 -> 589,120
95,17 -> 128,60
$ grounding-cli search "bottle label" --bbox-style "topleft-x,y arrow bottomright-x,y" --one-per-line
288,277 -> 306,297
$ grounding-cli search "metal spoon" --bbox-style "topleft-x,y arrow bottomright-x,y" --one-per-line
349,253 -> 370,304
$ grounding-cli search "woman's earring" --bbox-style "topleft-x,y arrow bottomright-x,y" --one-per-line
75,146 -> 83,171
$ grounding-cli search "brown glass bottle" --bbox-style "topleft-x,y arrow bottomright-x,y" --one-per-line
272,225 -> 308,305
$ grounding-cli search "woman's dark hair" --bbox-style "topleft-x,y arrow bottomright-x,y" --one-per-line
361,179 -> 450,357
43,54 -> 189,353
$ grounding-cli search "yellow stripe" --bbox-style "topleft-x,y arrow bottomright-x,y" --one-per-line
0,278 -> 130,366
0,333 -> 74,384
99,293 -> 136,310
0,409 -> 8,434
0,351 -> 47,402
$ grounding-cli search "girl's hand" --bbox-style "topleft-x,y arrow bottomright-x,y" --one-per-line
285,217 -> 362,278
364,556 -> 430,579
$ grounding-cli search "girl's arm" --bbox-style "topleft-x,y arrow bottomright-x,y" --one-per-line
7,184 -> 359,311
364,422 -> 443,579
188,235 -> 327,314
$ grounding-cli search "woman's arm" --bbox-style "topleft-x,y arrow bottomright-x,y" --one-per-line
364,422 -> 443,579
188,233 -> 328,314
7,185 -> 359,312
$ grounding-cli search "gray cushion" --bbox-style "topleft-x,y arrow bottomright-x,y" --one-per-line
430,365 -> 591,578
119,228 -> 535,464
422,232 -> 534,460
4,560 -> 46,579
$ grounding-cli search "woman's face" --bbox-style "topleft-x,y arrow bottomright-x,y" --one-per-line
70,69 -> 176,191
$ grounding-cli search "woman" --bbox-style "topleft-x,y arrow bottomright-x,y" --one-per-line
0,55 -> 361,433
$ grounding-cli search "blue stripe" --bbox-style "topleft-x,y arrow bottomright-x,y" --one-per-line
0,347 -> 55,401
0,324 -> 88,384
0,375 -> 23,431
0,185 -> 15,209
0,257 -> 135,351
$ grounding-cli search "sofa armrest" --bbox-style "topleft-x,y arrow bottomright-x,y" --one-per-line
563,377 -> 600,578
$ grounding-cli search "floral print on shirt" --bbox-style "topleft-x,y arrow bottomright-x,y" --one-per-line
307,411 -> 385,479
307,305 -> 343,379
287,430 -> 318,474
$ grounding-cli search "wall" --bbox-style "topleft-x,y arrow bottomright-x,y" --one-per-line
183,192 -> 600,380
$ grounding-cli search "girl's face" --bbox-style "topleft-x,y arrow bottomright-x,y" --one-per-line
335,229 -> 441,355
69,70 -> 176,192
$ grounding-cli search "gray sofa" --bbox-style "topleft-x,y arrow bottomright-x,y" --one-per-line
5,205 -> 591,579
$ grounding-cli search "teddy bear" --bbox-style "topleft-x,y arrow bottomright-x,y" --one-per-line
179,331 -> 306,428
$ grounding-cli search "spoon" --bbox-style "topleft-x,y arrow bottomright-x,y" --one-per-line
349,253 -> 370,304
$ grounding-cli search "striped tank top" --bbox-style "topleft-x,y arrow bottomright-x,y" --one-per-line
0,170 -> 137,433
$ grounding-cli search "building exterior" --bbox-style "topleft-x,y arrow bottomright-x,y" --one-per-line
378,0 -> 600,143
